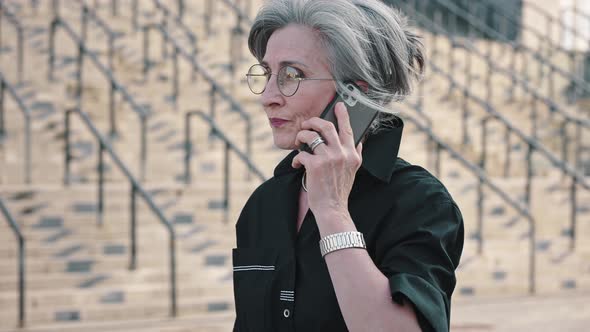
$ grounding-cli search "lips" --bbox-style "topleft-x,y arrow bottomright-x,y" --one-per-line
269,118 -> 289,128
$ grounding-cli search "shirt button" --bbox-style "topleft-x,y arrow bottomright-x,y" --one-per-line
283,309 -> 290,318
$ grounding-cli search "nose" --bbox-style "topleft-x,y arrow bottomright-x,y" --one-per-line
260,74 -> 285,109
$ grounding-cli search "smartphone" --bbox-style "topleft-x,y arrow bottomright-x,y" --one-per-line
299,82 -> 379,154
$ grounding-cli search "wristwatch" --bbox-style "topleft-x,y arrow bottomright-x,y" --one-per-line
319,231 -> 366,257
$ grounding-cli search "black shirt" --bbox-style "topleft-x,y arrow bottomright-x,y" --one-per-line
233,119 -> 464,332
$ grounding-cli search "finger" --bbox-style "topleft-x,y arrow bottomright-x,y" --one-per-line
301,117 -> 340,147
292,151 -> 311,169
294,130 -> 328,154
356,141 -> 363,157
335,102 -> 355,148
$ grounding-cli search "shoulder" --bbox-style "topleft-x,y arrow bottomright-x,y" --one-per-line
237,176 -> 277,216
388,158 -> 459,215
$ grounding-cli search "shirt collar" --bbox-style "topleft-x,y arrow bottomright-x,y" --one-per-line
273,116 -> 404,183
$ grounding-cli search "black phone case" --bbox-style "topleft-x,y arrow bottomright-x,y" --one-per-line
299,83 -> 379,154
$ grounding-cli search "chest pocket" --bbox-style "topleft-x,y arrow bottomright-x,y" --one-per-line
233,248 -> 278,332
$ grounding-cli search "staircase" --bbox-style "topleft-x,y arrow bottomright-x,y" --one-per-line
0,0 -> 589,330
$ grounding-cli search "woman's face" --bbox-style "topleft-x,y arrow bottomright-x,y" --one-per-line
260,24 -> 336,150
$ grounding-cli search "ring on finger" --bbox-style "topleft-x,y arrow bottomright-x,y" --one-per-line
309,136 -> 325,152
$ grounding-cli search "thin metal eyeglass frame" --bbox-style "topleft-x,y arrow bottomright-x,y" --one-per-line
246,64 -> 334,97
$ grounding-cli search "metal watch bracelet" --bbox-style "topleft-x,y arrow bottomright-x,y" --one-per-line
319,231 -> 366,257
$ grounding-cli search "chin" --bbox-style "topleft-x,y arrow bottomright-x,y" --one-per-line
273,135 -> 296,150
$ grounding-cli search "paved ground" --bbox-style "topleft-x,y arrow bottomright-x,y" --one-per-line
451,291 -> 590,331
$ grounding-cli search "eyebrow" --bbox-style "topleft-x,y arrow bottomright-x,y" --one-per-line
260,60 -> 309,69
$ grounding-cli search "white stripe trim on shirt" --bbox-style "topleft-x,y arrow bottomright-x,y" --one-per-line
233,265 -> 275,272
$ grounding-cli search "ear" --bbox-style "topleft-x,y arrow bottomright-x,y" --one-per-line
354,80 -> 369,93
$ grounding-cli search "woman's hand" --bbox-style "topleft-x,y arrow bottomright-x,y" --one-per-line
292,102 -> 363,218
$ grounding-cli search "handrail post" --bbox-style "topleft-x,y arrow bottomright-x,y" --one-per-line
434,143 -> 441,178
478,117 -> 489,255
109,82 -> 118,138
574,123 -> 581,171
209,85 -> 216,148
0,200 -> 27,328
184,112 -> 192,184
0,81 -> 5,141
508,44 -> 517,102
568,50 -> 576,103
190,35 -> 197,82
503,125 -> 511,177
81,5 -> 88,44
111,0 -> 118,17
172,45 -> 179,106
0,10 -> 3,56
25,113 -> 31,184
161,12 -> 168,60
560,121 -> 569,181
570,179 -> 577,251
223,141 -> 230,224
64,109 -> 72,185
525,143 -> 533,208
130,185 -> 137,270
17,25 -> 24,84
142,25 -> 150,81
530,96 -> 538,140
52,0 -> 59,18
76,44 -> 84,110
140,115 -> 147,182
204,0 -> 213,37
108,34 -> 115,72
519,47 -> 528,101
529,214 -> 536,295
132,0 -> 138,32
446,12 -> 456,99
461,88 -> 469,146
18,232 -> 25,327
98,142 -> 105,227
177,0 -> 184,23
169,231 -> 177,317
48,18 -> 58,81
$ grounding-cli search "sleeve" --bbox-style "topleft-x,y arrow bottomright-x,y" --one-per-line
375,200 -> 464,332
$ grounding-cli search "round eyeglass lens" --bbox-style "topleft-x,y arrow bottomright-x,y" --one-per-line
278,66 -> 301,97
247,65 -> 269,94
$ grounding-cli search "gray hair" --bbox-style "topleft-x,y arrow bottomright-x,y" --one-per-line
248,0 -> 425,134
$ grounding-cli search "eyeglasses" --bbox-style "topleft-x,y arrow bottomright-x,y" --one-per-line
246,64 -> 335,97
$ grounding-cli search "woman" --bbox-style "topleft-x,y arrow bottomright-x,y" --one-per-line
233,0 -> 464,331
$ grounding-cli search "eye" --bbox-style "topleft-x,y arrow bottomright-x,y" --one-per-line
283,66 -> 303,80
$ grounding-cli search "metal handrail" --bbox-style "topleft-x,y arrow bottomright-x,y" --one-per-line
560,5 -> 590,24
402,1 -> 590,167
0,72 -> 32,184
0,198 -> 26,327
430,0 -> 590,98
520,0 -> 590,45
64,107 -> 177,316
399,110 -> 537,294
0,2 -> 25,83
427,58 -> 589,250
397,0 -> 589,250
525,0 -> 590,39
428,59 -> 589,188
152,0 -> 197,61
76,0 -> 118,40
75,1 -> 125,139
410,1 -> 590,125
185,110 -> 266,223
219,0 -> 253,27
49,17 -> 151,180
474,0 -> 587,60
142,23 -> 253,179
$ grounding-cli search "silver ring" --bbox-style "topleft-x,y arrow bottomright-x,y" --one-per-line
309,136 -> 325,152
